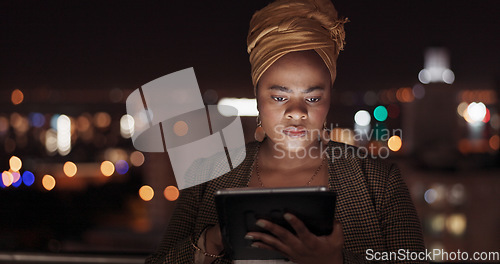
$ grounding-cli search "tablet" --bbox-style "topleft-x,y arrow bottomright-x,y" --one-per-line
215,186 -> 337,260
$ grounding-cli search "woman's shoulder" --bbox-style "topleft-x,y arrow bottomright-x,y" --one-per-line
327,141 -> 407,206
327,140 -> 398,181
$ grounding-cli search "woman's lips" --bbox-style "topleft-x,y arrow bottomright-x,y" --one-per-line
282,127 -> 307,138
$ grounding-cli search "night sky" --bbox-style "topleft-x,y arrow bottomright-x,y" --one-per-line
1,0 -> 499,101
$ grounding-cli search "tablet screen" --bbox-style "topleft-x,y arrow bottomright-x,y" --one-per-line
215,186 -> 337,260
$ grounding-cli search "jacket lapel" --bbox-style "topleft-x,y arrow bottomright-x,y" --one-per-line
327,141 -> 386,252
199,142 -> 259,227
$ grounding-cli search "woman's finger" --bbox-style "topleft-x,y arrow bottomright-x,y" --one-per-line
255,219 -> 301,246
245,230 -> 292,256
246,217 -> 307,257
283,213 -> 317,246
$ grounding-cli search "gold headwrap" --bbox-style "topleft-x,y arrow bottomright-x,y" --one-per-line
247,0 -> 347,89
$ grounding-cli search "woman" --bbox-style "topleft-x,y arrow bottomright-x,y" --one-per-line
146,0 -> 425,263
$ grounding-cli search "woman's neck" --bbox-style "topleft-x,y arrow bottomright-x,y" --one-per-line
259,139 -> 327,169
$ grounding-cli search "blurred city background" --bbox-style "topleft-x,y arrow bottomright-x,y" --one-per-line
1,0 -> 499,262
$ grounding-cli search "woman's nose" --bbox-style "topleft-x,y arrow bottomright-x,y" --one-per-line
285,101 -> 307,120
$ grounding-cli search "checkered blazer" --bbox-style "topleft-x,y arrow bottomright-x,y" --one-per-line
145,141 -> 426,264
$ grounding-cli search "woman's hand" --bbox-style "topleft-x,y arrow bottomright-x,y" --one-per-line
245,213 -> 344,264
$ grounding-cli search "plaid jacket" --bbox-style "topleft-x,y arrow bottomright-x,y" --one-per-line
145,141 -> 426,264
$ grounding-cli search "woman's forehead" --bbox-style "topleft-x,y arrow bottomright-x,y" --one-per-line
259,51 -> 332,86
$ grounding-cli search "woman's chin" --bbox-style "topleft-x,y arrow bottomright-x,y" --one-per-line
270,138 -> 318,156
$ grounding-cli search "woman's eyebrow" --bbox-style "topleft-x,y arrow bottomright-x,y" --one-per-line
268,85 -> 324,93
269,85 -> 292,93
302,86 -> 324,93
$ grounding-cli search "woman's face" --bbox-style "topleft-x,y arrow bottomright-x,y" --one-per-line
256,50 -> 333,153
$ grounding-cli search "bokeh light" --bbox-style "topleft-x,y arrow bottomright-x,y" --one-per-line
489,135 -> 499,151
354,110 -> 371,126
139,185 -> 154,201
94,112 -> 111,128
425,184 -> 447,205
57,115 -> 71,156
363,91 -> 377,106
2,171 -> 14,187
164,186 -> 180,201
373,106 -> 388,122
12,172 -> 22,188
482,108 -> 490,123
448,184 -> 466,205
50,114 -> 60,130
424,188 -> 437,204
104,148 -> 128,163
22,171 -> 35,186
388,135 -> 402,152
76,115 -> 91,132
11,113 -> 29,134
115,160 -> 129,175
0,116 -> 9,134
42,175 -> 56,191
466,102 -> 486,123
10,113 -> 21,129
412,84 -> 425,99
9,156 -> 22,171
63,161 -> 77,177
11,170 -> 21,182
490,113 -> 500,130
442,69 -> 455,84
446,213 -> 467,236
387,104 -> 400,119
462,110 -> 473,124
396,87 -> 415,103
45,128 -> 58,154
130,151 -> 145,167
430,214 -> 446,233
120,114 -> 135,138
28,112 -> 46,128
11,89 -> 24,105
173,121 -> 189,136
418,69 -> 431,84
456,102 -> 468,117
100,161 -> 115,177
384,89 -> 397,104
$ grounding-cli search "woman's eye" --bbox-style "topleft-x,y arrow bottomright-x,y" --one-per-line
306,97 -> 321,103
272,96 -> 287,102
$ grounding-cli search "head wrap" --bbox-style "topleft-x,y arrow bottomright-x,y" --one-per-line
247,0 -> 347,89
